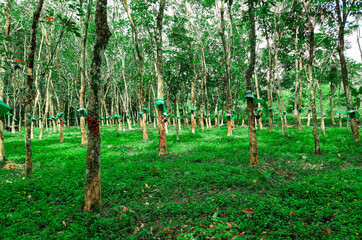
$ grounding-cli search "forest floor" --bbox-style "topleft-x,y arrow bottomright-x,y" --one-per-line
0,123 -> 361,239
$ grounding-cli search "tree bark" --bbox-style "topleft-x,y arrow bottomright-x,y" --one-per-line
79,0 -> 92,145
254,68 -> 262,129
297,57 -> 303,131
39,79 -> 50,139
0,0 -> 12,166
122,0 -> 148,139
245,0 -> 258,166
303,1 -> 321,154
219,1 -> 233,136
330,81 -> 336,125
191,52 -> 197,134
267,39 -> 273,133
155,0 -> 167,156
318,83 -> 326,136
335,0 -> 360,141
83,0 -> 111,212
24,0 -> 44,177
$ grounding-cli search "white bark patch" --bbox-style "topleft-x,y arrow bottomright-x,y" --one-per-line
27,67 -> 32,76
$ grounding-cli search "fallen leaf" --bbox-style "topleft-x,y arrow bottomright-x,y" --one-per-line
133,227 -> 140,234
238,231 -> 246,236
62,221 -> 67,226
290,211 -> 295,215
241,208 -> 254,215
145,183 -> 150,188
253,179 -> 258,184
226,222 -> 232,229
323,228 -> 332,235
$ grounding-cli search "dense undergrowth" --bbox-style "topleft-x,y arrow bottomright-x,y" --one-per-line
0,122 -> 361,239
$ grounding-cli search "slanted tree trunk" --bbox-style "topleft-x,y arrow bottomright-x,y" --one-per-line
245,0 -> 258,166
155,0 -> 167,156
122,0 -> 148,139
335,0 -> 360,141
0,0 -> 12,166
24,0 -> 44,177
84,0 -> 111,212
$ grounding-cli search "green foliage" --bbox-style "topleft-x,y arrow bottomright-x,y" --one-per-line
0,126 -> 361,239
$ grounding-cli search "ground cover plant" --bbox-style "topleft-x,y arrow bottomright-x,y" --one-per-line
0,124 -> 361,239
1,0 -> 361,239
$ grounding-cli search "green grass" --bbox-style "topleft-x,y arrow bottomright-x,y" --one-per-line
0,123 -> 361,239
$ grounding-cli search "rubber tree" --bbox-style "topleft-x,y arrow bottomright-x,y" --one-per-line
303,1 -> 321,155
219,0 -> 233,136
334,0 -> 360,141
155,0 -> 167,156
0,0 -> 12,166
122,0 -> 148,140
24,0 -> 45,177
79,0 -> 92,145
83,0 -> 111,212
245,0 -> 259,166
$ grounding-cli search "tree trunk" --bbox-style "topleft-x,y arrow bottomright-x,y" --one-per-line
79,0 -> 92,146
39,80 -> 52,140
122,0 -> 148,139
310,77 -> 321,154
245,0 -> 258,166
302,2 -> 321,154
25,0 -> 44,177
293,29 -> 299,120
335,0 -> 360,141
318,84 -> 326,135
274,48 -> 285,135
254,68 -> 262,129
11,100 -> 16,134
297,57 -> 303,131
267,39 -> 273,133
83,0 -> 111,212
0,0 -> 12,166
219,1 -> 233,136
155,0 -> 167,156
330,81 -> 336,125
